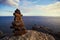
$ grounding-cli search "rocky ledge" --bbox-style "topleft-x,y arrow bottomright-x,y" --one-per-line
0,30 -> 55,40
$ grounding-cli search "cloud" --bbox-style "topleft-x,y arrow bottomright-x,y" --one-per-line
20,1 -> 60,16
58,0 -> 60,1
0,0 -> 20,8
0,0 -> 60,16
40,2 -> 60,14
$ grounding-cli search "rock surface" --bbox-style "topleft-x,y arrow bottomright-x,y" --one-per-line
1,30 -> 55,40
0,31 -> 3,36
32,25 -> 53,34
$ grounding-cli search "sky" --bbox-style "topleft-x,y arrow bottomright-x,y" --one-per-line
0,0 -> 60,16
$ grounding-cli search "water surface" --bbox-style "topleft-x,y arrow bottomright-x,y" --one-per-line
0,16 -> 60,33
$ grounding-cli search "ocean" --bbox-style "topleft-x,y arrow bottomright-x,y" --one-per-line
0,16 -> 60,33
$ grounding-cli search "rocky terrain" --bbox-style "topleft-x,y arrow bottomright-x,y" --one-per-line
32,25 -> 60,40
0,30 -> 55,40
1,25 -> 60,40
32,25 -> 53,34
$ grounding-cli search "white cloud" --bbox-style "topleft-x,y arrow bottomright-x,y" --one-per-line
0,0 -> 20,8
40,2 -> 60,16
7,0 -> 20,8
40,2 -> 60,13
0,0 -> 60,16
20,1 -> 60,16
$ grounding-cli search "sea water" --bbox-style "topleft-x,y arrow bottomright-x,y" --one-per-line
0,16 -> 60,33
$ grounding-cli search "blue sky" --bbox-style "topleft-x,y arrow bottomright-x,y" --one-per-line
0,0 -> 60,16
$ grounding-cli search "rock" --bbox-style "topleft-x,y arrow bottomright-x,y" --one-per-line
10,9 -> 27,36
0,31 -> 6,39
32,25 -> 53,34
1,30 -> 55,40
55,32 -> 60,38
0,31 -> 3,36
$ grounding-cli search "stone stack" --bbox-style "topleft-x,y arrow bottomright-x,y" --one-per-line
10,9 -> 27,36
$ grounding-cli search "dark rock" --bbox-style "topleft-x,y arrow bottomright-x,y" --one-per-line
32,25 -> 53,35
0,31 -> 3,36
55,32 -> 60,38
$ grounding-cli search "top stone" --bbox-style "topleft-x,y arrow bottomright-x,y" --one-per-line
15,9 -> 21,14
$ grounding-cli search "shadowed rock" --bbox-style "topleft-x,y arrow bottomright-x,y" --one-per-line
32,25 -> 53,34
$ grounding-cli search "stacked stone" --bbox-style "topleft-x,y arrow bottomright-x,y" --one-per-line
10,9 -> 27,36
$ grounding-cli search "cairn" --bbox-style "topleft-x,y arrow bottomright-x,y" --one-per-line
10,9 -> 27,36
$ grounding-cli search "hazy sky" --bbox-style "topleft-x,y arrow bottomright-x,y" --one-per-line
0,0 -> 60,16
